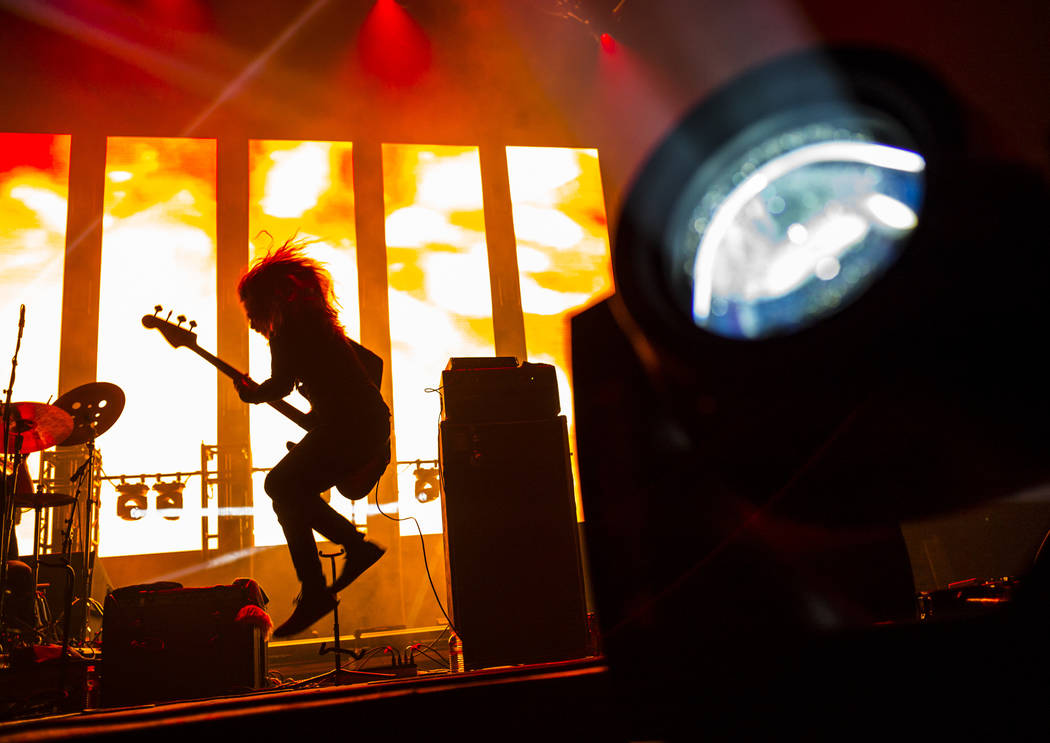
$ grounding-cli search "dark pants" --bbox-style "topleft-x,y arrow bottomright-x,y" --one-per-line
264,416 -> 388,592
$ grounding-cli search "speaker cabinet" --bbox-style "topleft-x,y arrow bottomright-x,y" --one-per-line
440,360 -> 561,424
101,581 -> 268,706
439,416 -> 589,670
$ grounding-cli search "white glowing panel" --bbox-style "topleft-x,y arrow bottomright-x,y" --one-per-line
383,144 -> 495,536
506,146 -> 613,520
0,133 -> 70,554
248,140 -> 366,546
97,137 -> 218,557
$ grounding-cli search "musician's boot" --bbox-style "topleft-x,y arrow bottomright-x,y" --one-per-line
308,501 -> 386,594
331,535 -> 385,594
271,497 -> 337,637
273,586 -> 337,638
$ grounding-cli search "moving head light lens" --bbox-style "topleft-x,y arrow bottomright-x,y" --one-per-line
668,111 -> 925,340
613,49 -> 957,359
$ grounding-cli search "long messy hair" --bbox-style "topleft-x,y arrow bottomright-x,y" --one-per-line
237,238 -> 342,337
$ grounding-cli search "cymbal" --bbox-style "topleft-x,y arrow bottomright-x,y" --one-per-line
53,382 -> 125,446
13,491 -> 76,509
2,402 -> 74,454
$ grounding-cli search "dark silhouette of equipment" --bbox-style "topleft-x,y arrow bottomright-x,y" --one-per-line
572,46 -> 1050,738
2,399 -> 74,642
49,382 -> 124,645
101,580 -> 270,707
439,358 -> 589,670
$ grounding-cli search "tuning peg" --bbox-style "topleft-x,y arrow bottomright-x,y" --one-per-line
189,320 -> 197,330
154,305 -> 162,316
165,310 -> 173,321
176,315 -> 186,326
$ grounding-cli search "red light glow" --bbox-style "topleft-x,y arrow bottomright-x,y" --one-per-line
358,0 -> 432,88
0,133 -> 63,174
144,0 -> 209,32
600,33 -> 616,53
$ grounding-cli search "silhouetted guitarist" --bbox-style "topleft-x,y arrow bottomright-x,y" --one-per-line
236,240 -> 390,637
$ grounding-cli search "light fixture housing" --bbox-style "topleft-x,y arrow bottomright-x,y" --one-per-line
572,42 -> 1050,743
154,481 -> 185,521
115,482 -> 150,522
611,48 -> 963,388
601,44 -> 1050,524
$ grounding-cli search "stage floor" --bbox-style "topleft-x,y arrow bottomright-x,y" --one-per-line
1,651 -> 615,742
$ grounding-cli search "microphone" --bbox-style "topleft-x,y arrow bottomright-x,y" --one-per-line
18,304 -> 25,329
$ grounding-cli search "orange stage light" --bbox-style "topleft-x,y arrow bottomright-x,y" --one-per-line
382,143 -> 492,536
97,136 -> 217,557
3,132 -> 613,557
248,139 -> 366,546
0,132 -> 71,555
506,146 -> 613,521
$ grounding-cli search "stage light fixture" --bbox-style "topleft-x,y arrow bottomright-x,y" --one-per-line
679,131 -> 923,340
574,44 -> 1050,738
611,47 -> 961,368
153,480 -> 185,521
115,482 -> 150,522
414,462 -> 440,504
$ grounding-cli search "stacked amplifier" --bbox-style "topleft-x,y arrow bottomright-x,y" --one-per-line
438,357 -> 589,670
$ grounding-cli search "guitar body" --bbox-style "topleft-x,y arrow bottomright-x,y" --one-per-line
143,310 -> 388,501
284,435 -> 390,501
333,444 -> 390,501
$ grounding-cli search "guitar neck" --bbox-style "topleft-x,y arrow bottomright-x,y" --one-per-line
192,345 -> 241,381
191,346 -> 310,431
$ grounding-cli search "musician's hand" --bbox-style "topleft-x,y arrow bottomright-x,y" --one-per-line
235,374 -> 259,403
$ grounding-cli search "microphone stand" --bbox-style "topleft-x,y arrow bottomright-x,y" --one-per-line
60,437 -> 97,646
1,304 -> 27,642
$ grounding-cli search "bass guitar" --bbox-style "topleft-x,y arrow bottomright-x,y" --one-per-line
142,306 -> 385,500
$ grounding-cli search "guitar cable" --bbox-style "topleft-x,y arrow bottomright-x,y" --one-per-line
371,471 -> 459,649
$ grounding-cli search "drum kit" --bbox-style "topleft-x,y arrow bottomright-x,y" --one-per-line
1,382 -> 125,648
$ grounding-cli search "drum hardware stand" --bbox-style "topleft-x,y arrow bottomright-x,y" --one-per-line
316,547 -> 393,686
48,382 -> 123,647
1,431 -> 26,644
48,436 -> 100,648
1,304 -> 27,643
1,311 -> 79,712
18,479 -> 77,647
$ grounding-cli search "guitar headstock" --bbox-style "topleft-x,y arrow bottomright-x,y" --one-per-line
141,305 -> 199,350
